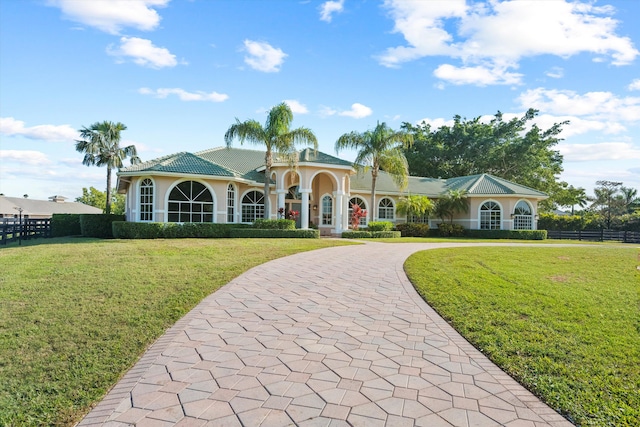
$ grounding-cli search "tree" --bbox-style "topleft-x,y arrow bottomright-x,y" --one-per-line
433,189 -> 469,223
75,121 -> 140,214
335,122 -> 413,222
554,183 -> 588,214
401,109 -> 566,209
76,187 -> 125,215
224,103 -> 318,218
396,194 -> 433,221
620,186 -> 640,213
590,181 -> 625,228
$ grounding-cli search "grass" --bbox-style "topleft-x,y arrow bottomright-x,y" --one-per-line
405,245 -> 640,426
0,237 -> 354,426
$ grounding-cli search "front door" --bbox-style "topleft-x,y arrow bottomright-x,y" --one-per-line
286,202 -> 302,228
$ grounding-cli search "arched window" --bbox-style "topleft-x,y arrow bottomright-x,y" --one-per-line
480,201 -> 501,230
321,194 -> 333,225
349,196 -> 367,228
378,198 -> 395,220
168,181 -> 214,222
227,184 -> 236,223
139,178 -> 154,222
513,200 -> 533,230
241,190 -> 265,223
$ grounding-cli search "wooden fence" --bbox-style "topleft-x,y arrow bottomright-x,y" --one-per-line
0,218 -> 52,245
546,229 -> 640,244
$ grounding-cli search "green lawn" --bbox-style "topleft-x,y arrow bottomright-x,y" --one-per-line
0,237 -> 353,426
405,245 -> 640,427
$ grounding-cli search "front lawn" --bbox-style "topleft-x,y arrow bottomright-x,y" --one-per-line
405,246 -> 639,426
0,237 -> 353,426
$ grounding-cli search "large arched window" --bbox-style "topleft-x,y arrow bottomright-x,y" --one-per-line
349,196 -> 367,228
167,181 -> 214,222
139,178 -> 154,222
513,200 -> 533,230
480,201 -> 501,230
227,184 -> 236,223
321,194 -> 333,226
378,198 -> 395,220
241,190 -> 265,223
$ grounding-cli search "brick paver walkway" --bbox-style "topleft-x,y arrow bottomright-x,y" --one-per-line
79,242 -> 573,427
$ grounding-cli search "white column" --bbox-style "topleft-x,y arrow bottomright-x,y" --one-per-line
342,193 -> 350,231
334,191 -> 344,234
276,190 -> 286,218
300,189 -> 310,229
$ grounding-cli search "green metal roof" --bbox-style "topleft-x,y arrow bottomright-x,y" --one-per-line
119,146 -> 547,198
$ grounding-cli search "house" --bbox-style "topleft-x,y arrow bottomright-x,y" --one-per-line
116,147 -> 546,235
0,195 -> 102,219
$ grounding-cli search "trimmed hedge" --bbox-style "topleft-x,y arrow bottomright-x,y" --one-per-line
465,229 -> 547,240
253,219 -> 295,230
51,214 -> 82,237
395,223 -> 431,237
80,214 -> 124,238
341,230 -> 401,239
229,228 -> 319,238
112,222 -> 250,239
367,221 -> 394,232
437,223 -> 465,237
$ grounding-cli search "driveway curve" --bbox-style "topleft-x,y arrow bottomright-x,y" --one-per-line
79,242 -> 573,427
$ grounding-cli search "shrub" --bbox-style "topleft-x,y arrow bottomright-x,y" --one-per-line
395,222 -> 430,237
537,212 -> 601,231
465,229 -> 547,240
80,214 -> 124,238
367,221 -> 394,231
112,222 -> 249,239
229,228 -> 319,238
51,214 -> 81,237
341,230 -> 401,239
253,219 -> 295,230
437,223 -> 465,237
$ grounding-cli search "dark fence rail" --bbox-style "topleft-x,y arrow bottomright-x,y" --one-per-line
0,218 -> 52,245
546,229 -> 640,244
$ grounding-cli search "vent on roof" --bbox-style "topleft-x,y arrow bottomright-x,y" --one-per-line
49,195 -> 67,203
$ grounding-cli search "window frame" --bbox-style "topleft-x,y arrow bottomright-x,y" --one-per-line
241,190 -> 265,223
513,200 -> 533,230
479,200 -> 502,230
321,194 -> 333,226
167,180 -> 215,223
138,177 -> 154,222
227,183 -> 236,223
348,196 -> 368,228
378,197 -> 395,221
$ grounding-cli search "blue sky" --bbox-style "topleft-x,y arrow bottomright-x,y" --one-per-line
1,0 -> 639,202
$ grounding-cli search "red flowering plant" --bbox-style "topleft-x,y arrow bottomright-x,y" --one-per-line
287,210 -> 300,221
350,203 -> 367,230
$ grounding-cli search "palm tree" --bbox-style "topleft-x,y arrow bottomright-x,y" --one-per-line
434,189 -> 469,223
75,121 -> 140,214
224,103 -> 318,219
620,186 -> 639,213
396,194 -> 432,221
335,122 -> 413,222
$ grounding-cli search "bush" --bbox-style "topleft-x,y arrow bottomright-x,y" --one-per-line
51,214 -> 81,237
341,230 -> 401,239
80,214 -> 124,238
112,222 -> 249,239
229,228 -> 319,238
253,219 -> 296,230
395,222 -> 430,237
437,223 -> 465,237
465,229 -> 547,240
537,212 -> 601,231
367,221 -> 394,232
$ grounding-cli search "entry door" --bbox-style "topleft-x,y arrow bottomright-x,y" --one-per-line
292,202 -> 302,228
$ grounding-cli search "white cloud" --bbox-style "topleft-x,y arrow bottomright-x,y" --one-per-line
283,100 -> 309,114
559,142 -> 640,161
243,40 -> 287,73
139,87 -> 228,102
518,88 -> 640,122
434,63 -> 523,86
107,37 -> 177,68
0,117 -> 77,142
0,150 -> 52,166
629,79 -> 640,91
319,0 -> 344,23
48,0 -> 169,34
339,103 -> 373,119
545,67 -> 564,79
379,0 -> 638,85
415,117 -> 455,129
319,106 -> 338,117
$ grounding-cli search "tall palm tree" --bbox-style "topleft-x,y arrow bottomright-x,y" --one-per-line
335,122 -> 413,222
620,186 -> 639,213
224,103 -> 318,219
75,121 -> 140,214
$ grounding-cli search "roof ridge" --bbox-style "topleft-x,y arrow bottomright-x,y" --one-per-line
482,173 -> 546,194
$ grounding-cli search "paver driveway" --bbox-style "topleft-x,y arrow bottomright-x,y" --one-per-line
79,242 -> 573,427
